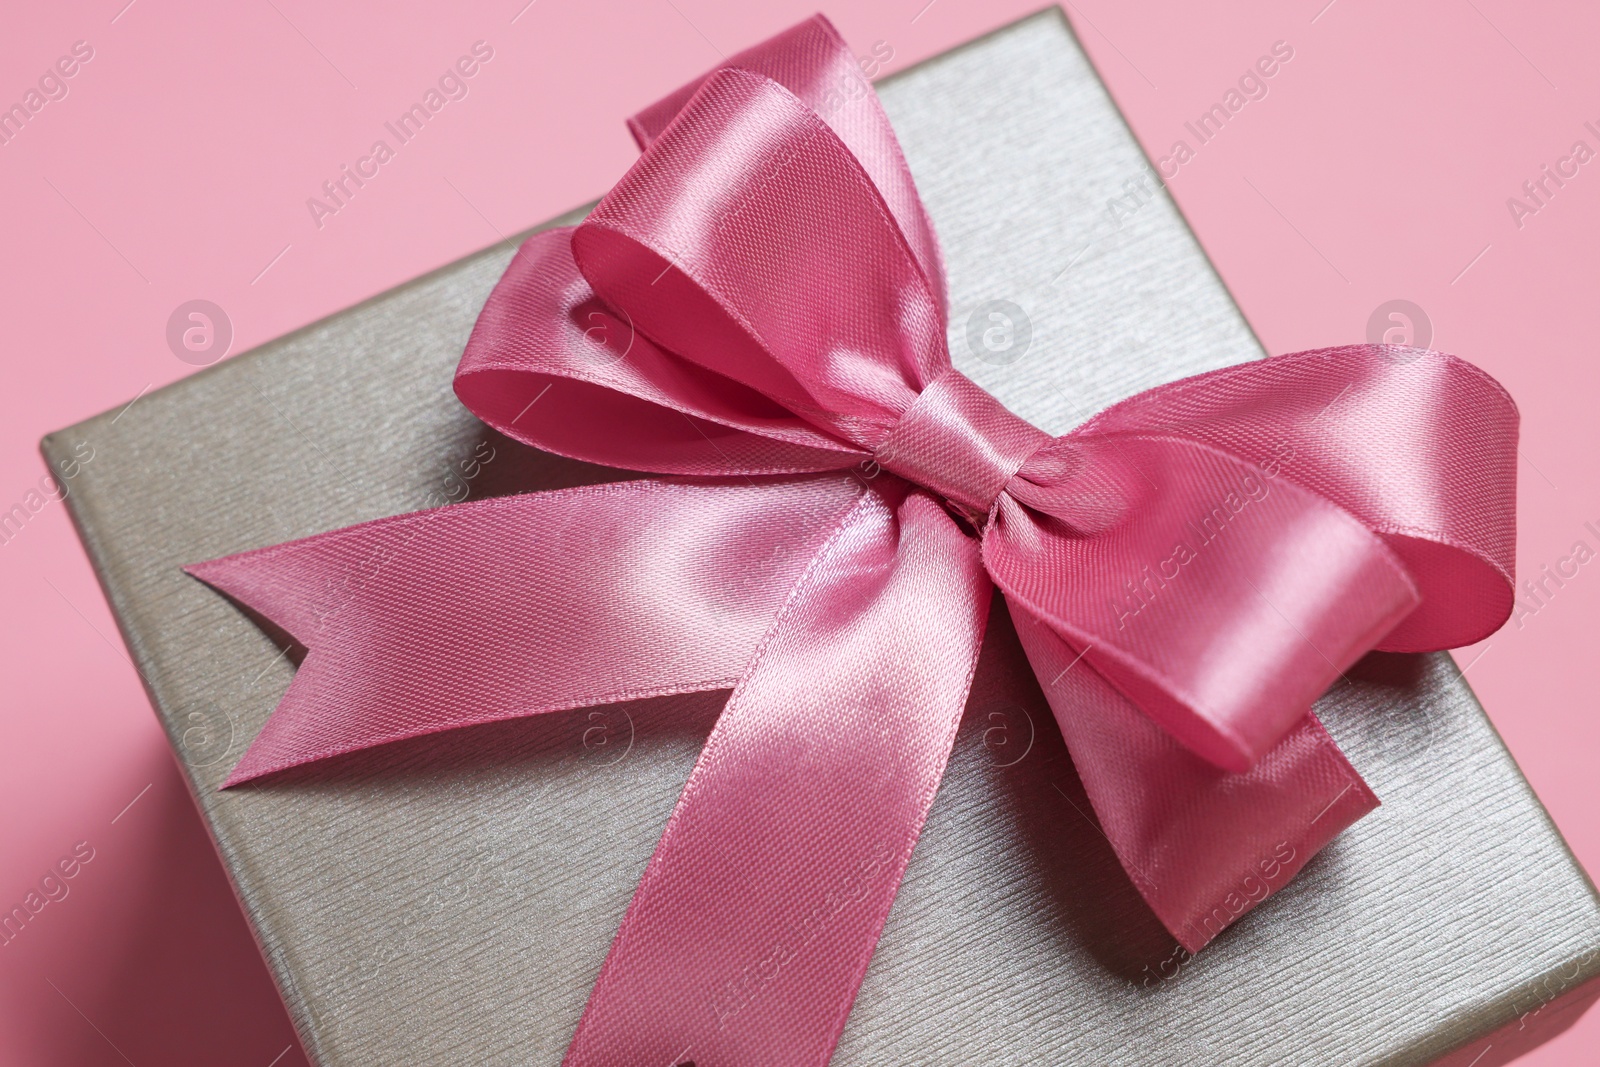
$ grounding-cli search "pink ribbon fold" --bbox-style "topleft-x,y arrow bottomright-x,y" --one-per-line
188,15 -> 1518,1066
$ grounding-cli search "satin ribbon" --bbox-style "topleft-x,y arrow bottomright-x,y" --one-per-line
187,15 -> 1518,1066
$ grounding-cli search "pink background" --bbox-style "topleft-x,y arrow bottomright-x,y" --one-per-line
2,0 -> 1596,1063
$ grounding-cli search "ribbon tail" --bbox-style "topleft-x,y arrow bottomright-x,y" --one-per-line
563,485 -> 991,1067
1012,608 -> 1377,954
184,474 -> 865,786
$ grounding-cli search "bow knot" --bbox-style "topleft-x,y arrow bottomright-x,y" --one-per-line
873,369 -> 1050,517
185,15 -> 1521,1067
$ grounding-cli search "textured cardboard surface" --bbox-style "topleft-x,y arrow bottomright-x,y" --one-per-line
43,11 -> 1600,1065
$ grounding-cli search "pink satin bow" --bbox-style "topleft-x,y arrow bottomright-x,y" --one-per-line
187,15 -> 1518,1066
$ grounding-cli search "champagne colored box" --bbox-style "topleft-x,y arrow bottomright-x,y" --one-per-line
43,10 -> 1600,1064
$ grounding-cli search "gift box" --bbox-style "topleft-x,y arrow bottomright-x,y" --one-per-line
43,8 -> 1600,1065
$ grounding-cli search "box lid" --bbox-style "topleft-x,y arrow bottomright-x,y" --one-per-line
43,10 -> 1600,1065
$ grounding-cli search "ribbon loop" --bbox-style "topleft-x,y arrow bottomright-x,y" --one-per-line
874,370 -> 1051,516
988,432 -> 1421,772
